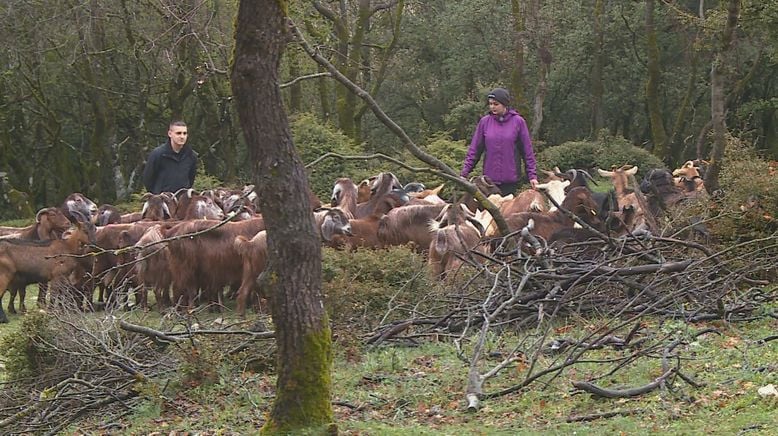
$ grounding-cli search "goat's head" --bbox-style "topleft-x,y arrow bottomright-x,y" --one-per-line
561,187 -> 604,228
556,168 -> 597,192
331,178 -> 358,207
370,172 -> 403,198
319,207 -> 353,242
372,188 -> 410,216
62,192 -> 98,223
640,168 -> 675,194
403,182 -> 426,193
541,168 -> 565,182
431,203 -> 485,236
536,180 -> 570,205
35,207 -> 72,239
470,175 -> 502,196
672,161 -> 701,179
95,204 -> 121,226
141,193 -> 173,221
189,195 -> 225,220
64,210 -> 98,246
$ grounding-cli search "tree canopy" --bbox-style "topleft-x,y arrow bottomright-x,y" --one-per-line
1,0 -> 776,215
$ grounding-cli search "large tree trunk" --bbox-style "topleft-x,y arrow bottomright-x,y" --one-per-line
705,0 -> 740,193
232,1 -> 334,434
645,0 -> 668,161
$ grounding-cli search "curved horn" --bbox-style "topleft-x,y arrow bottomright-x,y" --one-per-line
580,170 -> 598,185
141,201 -> 149,219
35,208 -> 49,223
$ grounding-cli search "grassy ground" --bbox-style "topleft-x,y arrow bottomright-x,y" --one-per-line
1,287 -> 775,435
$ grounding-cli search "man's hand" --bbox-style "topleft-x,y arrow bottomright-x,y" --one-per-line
530,178 -> 539,190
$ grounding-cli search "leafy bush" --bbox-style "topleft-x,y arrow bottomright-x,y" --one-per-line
321,246 -> 436,331
0,311 -> 55,380
291,113 -> 378,200
536,135 -> 666,178
710,136 -> 778,240
192,165 -> 224,192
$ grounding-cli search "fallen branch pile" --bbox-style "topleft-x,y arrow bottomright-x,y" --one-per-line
366,230 -> 778,411
0,296 -> 274,435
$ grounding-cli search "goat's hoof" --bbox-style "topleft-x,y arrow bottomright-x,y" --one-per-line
7,308 -> 16,315
0,316 -> 8,324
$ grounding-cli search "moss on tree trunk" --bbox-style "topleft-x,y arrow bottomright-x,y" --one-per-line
232,1 -> 335,433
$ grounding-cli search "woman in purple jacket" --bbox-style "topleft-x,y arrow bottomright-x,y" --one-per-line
460,88 -> 538,196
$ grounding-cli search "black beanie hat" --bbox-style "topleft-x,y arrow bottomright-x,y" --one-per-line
487,88 -> 511,107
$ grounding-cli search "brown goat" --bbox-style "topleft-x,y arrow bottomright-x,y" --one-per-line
597,166 -> 648,231
0,207 -> 72,240
331,178 -> 359,219
504,187 -> 604,252
0,207 -> 73,313
141,192 -> 175,221
131,224 -> 175,310
460,175 -> 503,212
478,189 -> 547,238
165,217 -> 266,311
233,230 -> 269,316
95,204 -> 122,226
428,203 -> 485,279
355,172 -> 404,219
0,218 -> 96,322
377,203 -> 447,252
89,221 -> 164,309
337,189 -> 410,250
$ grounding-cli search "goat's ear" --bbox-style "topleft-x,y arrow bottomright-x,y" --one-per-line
625,166 -> 639,176
141,192 -> 152,201
597,168 -> 613,177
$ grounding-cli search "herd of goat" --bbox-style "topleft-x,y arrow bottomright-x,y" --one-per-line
0,161 -> 709,322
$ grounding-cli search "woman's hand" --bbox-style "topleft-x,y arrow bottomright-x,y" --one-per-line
530,179 -> 538,190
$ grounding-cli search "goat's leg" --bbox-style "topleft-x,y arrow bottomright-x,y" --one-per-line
7,286 -> 17,314
0,281 -> 10,323
18,285 -> 26,313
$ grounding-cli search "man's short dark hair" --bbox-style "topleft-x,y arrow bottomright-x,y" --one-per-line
169,120 -> 187,129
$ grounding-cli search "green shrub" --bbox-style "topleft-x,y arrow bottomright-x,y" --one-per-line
710,136 -> 778,240
291,113 -> 377,200
192,165 -> 224,192
536,135 -> 666,178
321,246 -> 436,331
0,311 -> 55,381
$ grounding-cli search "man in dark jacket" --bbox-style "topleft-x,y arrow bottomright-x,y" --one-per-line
143,120 -> 198,194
